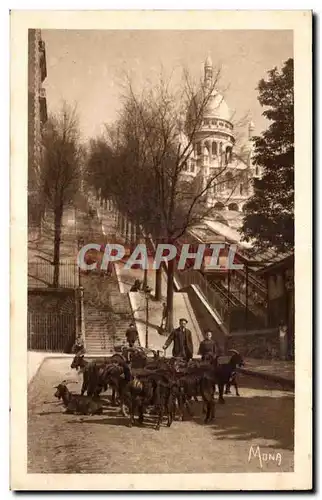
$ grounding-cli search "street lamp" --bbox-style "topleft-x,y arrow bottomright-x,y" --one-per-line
144,285 -> 152,348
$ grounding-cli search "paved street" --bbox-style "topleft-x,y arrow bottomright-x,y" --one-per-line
28,358 -> 294,474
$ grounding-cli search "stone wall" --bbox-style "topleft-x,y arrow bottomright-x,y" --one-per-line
226,328 -> 280,360
183,285 -> 227,352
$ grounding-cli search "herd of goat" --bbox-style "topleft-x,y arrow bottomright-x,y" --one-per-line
54,347 -> 245,430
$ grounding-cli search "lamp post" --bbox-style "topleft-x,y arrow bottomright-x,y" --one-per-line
227,268 -> 231,334
144,285 -> 152,348
245,263 -> 249,332
77,236 -> 84,288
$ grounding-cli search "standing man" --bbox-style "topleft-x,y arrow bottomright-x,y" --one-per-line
198,330 -> 217,361
163,318 -> 193,361
125,322 -> 139,348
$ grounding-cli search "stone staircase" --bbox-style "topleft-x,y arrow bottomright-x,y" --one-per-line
82,271 -> 134,355
76,201 -> 135,354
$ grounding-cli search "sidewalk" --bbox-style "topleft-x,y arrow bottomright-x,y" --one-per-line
115,261 -> 203,355
239,358 -> 295,389
27,351 -> 74,384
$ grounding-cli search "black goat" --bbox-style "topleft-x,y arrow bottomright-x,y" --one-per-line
54,382 -> 103,415
70,353 -> 125,401
214,350 -> 245,404
176,358 -> 218,423
224,371 -> 240,396
124,372 -> 176,431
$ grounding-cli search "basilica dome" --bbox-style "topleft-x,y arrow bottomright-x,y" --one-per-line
204,91 -> 231,122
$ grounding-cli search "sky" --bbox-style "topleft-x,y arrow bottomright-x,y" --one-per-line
42,29 -> 293,142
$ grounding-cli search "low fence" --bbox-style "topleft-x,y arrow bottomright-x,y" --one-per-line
28,312 -> 76,352
28,261 -> 79,289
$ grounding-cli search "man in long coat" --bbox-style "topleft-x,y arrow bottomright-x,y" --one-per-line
163,318 -> 193,361
125,322 -> 139,348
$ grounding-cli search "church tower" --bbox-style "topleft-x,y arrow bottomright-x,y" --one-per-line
204,54 -> 213,88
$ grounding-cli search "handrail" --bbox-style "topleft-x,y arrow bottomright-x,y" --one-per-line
135,226 -> 267,327
235,267 -> 267,294
215,280 -> 268,320
175,268 -> 229,323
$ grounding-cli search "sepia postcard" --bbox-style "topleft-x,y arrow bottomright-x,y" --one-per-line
10,10 -> 312,491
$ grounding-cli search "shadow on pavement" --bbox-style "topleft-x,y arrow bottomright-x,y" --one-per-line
187,393 -> 294,451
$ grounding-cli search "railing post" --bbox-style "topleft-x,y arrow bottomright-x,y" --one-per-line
227,269 -> 231,334
45,314 -> 48,351
78,286 -> 85,348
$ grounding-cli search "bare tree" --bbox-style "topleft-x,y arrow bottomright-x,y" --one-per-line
115,69 -> 243,329
41,103 -> 82,287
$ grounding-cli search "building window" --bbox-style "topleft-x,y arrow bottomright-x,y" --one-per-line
226,146 -> 232,164
214,201 -> 225,211
255,166 -> 259,176
182,162 -> 188,171
196,142 -> 202,155
212,142 -> 217,156
190,162 -> 195,173
226,172 -> 234,190
240,183 -> 243,195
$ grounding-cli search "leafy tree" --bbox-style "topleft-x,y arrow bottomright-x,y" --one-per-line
241,58 -> 294,252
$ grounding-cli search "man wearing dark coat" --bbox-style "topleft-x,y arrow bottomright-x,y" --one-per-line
125,322 -> 139,348
163,318 -> 193,361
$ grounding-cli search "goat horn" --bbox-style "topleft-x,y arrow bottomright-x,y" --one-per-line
60,379 -> 77,385
228,349 -> 239,355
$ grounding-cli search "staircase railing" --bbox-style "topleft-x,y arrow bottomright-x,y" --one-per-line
135,226 -> 268,333
176,268 -> 230,324
212,272 -> 268,322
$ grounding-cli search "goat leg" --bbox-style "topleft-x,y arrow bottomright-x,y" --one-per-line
167,400 -> 174,427
111,387 -> 116,405
185,397 -> 194,418
155,404 -> 163,431
176,394 -> 185,421
128,400 -> 135,427
138,405 -> 144,426
218,384 -> 225,404
81,381 -> 87,396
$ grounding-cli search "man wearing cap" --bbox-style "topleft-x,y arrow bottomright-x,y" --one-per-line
163,318 -> 193,361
